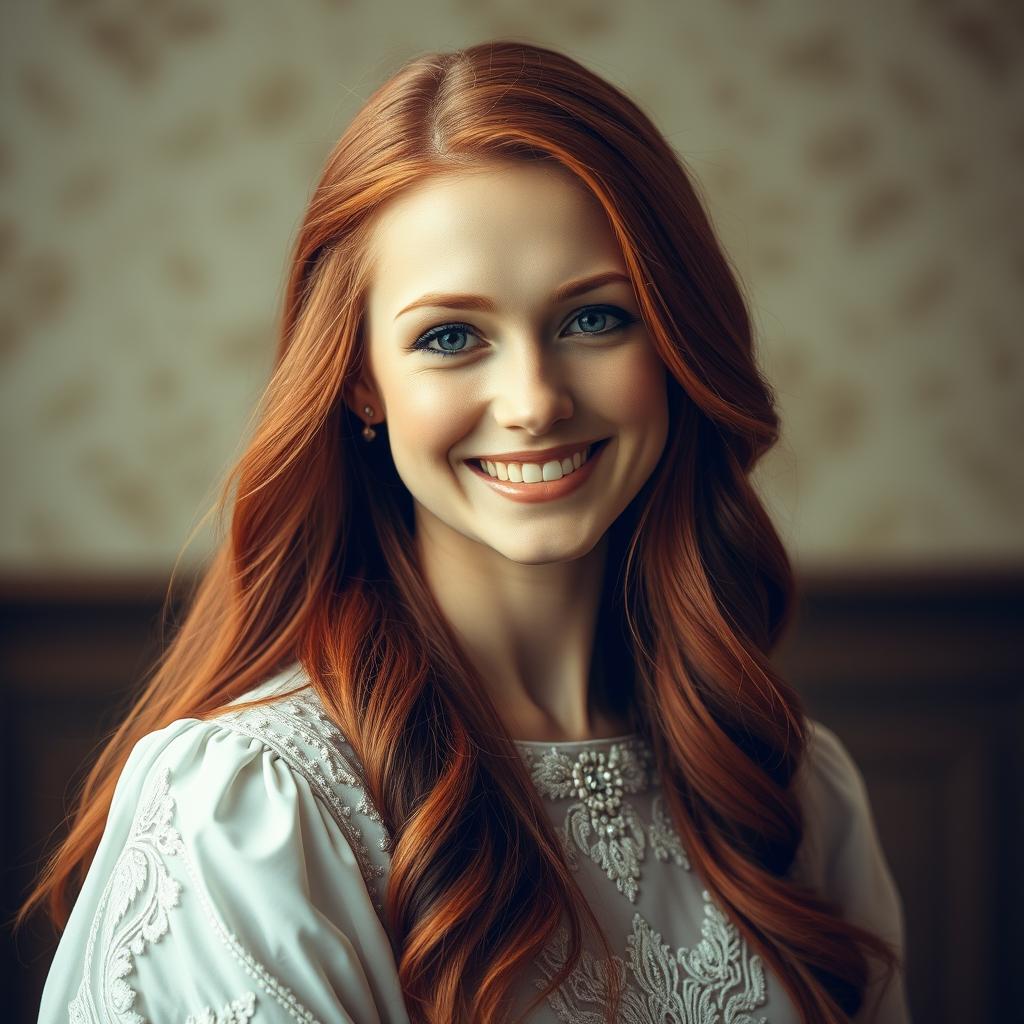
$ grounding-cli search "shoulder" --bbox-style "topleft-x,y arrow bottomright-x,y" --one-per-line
125,662 -> 390,902
40,663 -> 405,1024
790,718 -> 912,1023
789,718 -> 887,898
216,665 -> 392,880
792,718 -> 871,840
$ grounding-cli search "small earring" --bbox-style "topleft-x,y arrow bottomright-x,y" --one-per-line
361,404 -> 377,442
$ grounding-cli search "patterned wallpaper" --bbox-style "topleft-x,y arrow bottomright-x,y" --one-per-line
1,0 -> 1021,576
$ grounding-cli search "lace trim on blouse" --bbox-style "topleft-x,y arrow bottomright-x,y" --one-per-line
215,686 -> 390,911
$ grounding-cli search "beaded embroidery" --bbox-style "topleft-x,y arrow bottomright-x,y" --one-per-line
518,737 -> 675,904
217,684 -> 390,911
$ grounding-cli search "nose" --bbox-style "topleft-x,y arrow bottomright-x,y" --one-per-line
490,341 -> 574,436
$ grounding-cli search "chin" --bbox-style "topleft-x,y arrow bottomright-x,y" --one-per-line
490,531 -> 606,566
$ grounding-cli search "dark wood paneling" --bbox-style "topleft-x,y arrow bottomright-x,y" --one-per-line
3,570 -> 1022,1022
774,567 -> 1023,1022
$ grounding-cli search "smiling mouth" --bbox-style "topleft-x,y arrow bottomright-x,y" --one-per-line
466,438 -> 610,484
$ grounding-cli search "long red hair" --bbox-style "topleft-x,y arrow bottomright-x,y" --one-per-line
19,40 -> 899,1022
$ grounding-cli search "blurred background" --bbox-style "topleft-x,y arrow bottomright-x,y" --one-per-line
2,1 -> 1021,1021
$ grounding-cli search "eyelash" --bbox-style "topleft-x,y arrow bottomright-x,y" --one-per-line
409,305 -> 638,359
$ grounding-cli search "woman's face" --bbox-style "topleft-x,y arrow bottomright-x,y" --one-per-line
356,160 -> 669,565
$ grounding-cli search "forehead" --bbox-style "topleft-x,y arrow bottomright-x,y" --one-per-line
365,162 -> 627,312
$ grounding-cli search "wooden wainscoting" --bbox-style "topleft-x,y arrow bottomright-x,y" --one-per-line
2,570 -> 1022,1022
772,568 -> 1023,1022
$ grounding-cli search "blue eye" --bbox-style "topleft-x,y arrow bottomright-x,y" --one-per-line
409,305 -> 636,358
564,306 -> 635,336
409,324 -> 479,358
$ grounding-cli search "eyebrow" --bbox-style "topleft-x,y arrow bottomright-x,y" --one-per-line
392,270 -> 632,321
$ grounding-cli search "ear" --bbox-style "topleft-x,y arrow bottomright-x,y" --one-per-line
342,375 -> 384,425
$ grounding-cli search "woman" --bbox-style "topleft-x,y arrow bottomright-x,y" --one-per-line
24,40 -> 910,1024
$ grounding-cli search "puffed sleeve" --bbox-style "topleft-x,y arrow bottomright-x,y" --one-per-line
38,717 -> 411,1024
789,718 -> 913,1024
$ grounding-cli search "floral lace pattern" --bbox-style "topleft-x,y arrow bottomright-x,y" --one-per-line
534,889 -> 768,1024
69,765 -> 186,1024
68,763 -> 315,1024
649,793 -> 690,870
519,737 -> 689,903
183,991 -> 257,1024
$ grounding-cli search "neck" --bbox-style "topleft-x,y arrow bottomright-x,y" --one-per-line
413,511 -> 626,742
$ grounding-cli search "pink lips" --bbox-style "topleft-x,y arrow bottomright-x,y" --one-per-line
465,439 -> 610,504
468,438 -> 604,464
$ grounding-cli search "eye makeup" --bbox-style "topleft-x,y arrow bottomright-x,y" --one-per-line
408,304 -> 638,359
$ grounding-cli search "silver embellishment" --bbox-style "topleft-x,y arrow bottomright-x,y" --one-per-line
534,890 -> 769,1024
522,739 -> 687,904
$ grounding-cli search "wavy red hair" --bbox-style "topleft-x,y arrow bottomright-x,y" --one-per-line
18,40 -> 899,1023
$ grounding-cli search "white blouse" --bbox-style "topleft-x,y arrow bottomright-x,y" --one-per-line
38,662 -> 911,1023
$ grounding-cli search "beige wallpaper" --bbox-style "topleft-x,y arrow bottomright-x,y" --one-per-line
1,1 -> 1021,577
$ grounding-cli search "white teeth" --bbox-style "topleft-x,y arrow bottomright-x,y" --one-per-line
477,444 -> 594,483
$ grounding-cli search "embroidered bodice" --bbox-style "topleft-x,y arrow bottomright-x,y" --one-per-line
38,662 -> 912,1024
511,734 -> 770,1023
516,735 -> 689,897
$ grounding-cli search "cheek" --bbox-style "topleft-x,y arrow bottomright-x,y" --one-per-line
591,343 -> 668,425
387,374 -> 477,457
